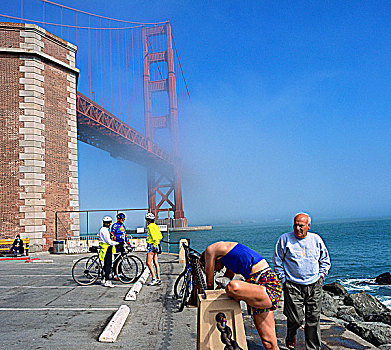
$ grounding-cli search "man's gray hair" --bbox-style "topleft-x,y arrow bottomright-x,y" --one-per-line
294,212 -> 311,224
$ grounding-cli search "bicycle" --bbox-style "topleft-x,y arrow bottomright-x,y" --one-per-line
173,243 -> 206,311
72,245 -> 139,285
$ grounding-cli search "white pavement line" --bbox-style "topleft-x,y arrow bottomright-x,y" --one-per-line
124,268 -> 150,301
27,259 -> 54,263
0,307 -> 118,311
0,274 -> 70,277
99,305 -> 130,343
0,286 -> 75,289
0,285 -> 131,289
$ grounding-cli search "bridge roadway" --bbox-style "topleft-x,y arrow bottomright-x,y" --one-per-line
0,253 -> 379,349
76,92 -> 173,173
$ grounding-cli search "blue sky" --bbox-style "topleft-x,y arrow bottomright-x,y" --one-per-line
2,1 -> 391,225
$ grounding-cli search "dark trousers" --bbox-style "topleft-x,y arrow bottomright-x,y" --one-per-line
283,278 -> 323,350
112,242 -> 124,274
103,245 -> 113,280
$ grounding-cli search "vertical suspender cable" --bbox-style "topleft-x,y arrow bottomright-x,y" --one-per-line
136,27 -> 141,130
102,20 -> 106,108
95,21 -> 99,102
76,13 -> 79,68
109,22 -> 113,113
42,2 -> 45,24
125,28 -> 130,126
60,7 -> 63,37
21,0 -> 23,23
117,26 -> 122,119
88,16 -> 92,99
99,19 -> 103,107
132,29 -> 136,129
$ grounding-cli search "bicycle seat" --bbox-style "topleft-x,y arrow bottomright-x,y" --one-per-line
89,246 -> 99,253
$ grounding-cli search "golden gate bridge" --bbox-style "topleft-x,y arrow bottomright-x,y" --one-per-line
1,0 -> 190,231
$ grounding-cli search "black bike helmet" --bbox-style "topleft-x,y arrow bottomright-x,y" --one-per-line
117,213 -> 126,219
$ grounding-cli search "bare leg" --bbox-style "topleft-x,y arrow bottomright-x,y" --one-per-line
253,311 -> 279,350
226,280 -> 279,349
225,280 -> 273,309
146,252 -> 156,279
153,252 -> 160,279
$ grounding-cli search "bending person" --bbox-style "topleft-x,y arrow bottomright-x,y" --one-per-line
202,241 -> 282,350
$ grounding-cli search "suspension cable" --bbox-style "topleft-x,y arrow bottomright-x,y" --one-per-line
40,0 -> 168,25
0,13 -> 144,30
171,33 -> 191,101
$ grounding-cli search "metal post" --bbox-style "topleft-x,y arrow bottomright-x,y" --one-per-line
86,211 -> 89,245
167,209 -> 171,253
55,211 -> 58,240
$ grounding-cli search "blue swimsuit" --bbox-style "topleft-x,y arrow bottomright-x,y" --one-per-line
219,243 -> 264,279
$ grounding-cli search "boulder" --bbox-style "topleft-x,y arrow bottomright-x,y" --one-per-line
323,282 -> 348,296
366,312 -> 391,326
321,292 -> 339,317
337,306 -> 363,323
344,292 -> 390,318
375,272 -> 391,285
346,321 -> 391,346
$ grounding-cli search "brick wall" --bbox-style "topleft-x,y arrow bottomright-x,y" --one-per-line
0,23 -> 79,251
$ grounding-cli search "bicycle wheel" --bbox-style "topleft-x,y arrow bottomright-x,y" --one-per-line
127,254 -> 145,277
173,269 -> 187,299
72,256 -> 100,286
178,271 -> 192,312
116,256 -> 138,284
193,259 -> 207,292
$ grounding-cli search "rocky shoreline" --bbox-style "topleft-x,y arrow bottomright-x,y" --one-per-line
322,272 -> 391,349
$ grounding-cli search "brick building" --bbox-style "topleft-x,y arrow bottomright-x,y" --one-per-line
0,23 -> 79,252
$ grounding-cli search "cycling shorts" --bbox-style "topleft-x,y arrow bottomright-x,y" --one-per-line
246,268 -> 282,314
147,243 -> 159,253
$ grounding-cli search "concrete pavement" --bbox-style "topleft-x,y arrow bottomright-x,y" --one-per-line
0,252 -> 380,349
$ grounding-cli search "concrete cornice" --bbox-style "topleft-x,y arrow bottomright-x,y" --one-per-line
0,47 -> 79,75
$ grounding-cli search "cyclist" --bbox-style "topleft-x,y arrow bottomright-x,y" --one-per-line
111,212 -> 128,252
111,212 -> 128,278
98,216 -> 119,288
201,241 -> 282,350
145,212 -> 162,286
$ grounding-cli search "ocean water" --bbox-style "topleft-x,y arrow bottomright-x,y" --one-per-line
168,217 -> 391,307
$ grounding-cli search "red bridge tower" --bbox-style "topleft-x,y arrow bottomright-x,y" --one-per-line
142,23 -> 187,228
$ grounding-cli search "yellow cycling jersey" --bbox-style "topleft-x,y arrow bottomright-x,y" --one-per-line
146,223 -> 162,247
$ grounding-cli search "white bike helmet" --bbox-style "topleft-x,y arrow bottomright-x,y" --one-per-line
145,212 -> 155,220
102,216 -> 113,223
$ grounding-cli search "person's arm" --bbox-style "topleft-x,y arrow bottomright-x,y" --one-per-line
318,237 -> 331,280
102,228 -> 118,246
204,246 -> 216,290
223,269 -> 235,279
110,225 -> 117,241
272,236 -> 286,284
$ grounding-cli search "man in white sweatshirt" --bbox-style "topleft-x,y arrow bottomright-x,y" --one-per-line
273,213 -> 331,350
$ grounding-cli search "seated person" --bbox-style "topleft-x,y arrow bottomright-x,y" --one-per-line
11,235 -> 24,256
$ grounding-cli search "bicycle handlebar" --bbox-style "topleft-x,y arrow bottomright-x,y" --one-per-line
181,242 -> 202,257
